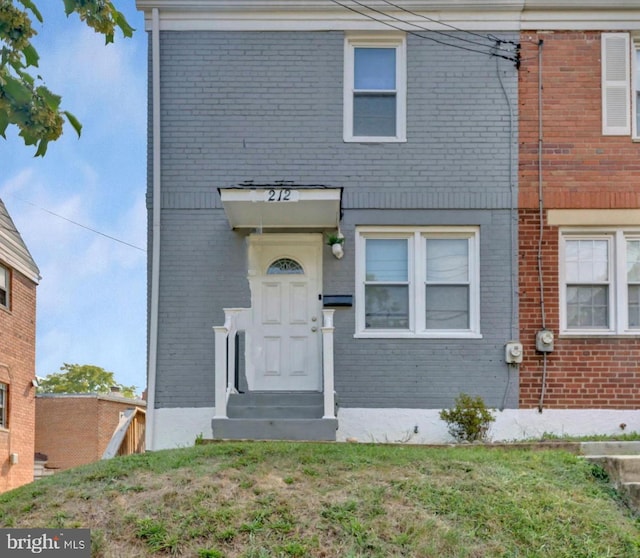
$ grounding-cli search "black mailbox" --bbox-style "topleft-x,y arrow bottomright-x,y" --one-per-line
323,295 -> 353,307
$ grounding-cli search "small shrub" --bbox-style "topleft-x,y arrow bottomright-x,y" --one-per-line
439,393 -> 495,442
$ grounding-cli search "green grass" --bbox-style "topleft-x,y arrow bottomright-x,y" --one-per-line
1,442 -> 639,557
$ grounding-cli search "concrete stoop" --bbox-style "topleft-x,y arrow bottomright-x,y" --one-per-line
212,391 -> 338,441
581,442 -> 640,513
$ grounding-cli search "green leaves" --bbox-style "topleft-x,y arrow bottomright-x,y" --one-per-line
37,363 -> 138,398
17,0 -> 42,23
21,42 -> 38,67
2,73 -> 31,104
63,110 -> 81,136
1,0 -> 133,156
63,0 -> 134,45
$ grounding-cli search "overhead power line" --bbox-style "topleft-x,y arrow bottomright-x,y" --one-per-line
379,0 -> 510,43
328,0 -> 520,65
2,195 -> 146,252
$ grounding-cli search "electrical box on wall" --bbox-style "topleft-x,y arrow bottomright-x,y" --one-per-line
536,329 -> 554,352
505,341 -> 523,364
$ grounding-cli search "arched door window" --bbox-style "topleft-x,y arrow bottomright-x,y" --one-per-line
267,258 -> 304,275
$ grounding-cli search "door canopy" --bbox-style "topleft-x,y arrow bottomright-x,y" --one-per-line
218,182 -> 342,230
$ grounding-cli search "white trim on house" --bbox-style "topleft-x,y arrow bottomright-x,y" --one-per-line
343,32 -> 406,143
154,405 -> 640,445
548,209 -> 640,226
336,407 -> 640,443
219,188 -> 342,230
136,1 -> 640,31
146,7 -> 162,452
355,226 -> 481,339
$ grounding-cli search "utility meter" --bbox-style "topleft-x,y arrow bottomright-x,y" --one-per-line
536,329 -> 554,352
505,341 -> 523,364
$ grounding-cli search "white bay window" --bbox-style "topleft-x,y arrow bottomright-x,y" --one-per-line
356,227 -> 480,338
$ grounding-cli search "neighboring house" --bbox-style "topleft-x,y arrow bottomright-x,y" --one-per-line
0,198 -> 39,491
518,11 -> 640,430
136,0 -> 640,449
35,393 -> 146,471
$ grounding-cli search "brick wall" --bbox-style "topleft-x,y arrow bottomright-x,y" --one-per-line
0,269 -> 37,492
518,31 -> 640,409
519,31 -> 640,210
35,395 -> 145,470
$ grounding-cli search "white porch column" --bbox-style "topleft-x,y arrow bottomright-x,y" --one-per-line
224,308 -> 249,394
321,309 -> 336,419
213,322 -> 229,419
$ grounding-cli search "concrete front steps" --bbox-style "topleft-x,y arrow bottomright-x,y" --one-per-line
582,442 -> 640,512
211,391 -> 337,441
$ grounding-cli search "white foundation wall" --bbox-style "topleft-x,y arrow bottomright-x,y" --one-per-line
336,408 -> 640,443
150,407 -> 216,450
149,406 -> 640,448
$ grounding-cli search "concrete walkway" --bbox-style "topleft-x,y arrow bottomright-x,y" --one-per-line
581,441 -> 640,513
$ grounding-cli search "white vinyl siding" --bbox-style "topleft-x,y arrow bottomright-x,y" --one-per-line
344,32 -> 406,143
356,227 -> 480,338
560,229 -> 640,335
602,32 -> 631,136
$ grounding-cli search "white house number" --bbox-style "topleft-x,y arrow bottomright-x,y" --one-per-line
264,188 -> 298,202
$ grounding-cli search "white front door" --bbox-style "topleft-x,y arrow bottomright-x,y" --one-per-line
247,234 -> 323,391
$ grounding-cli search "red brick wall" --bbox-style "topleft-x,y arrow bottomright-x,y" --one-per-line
35,395 -> 142,470
518,31 -> 640,409
0,269 -> 37,492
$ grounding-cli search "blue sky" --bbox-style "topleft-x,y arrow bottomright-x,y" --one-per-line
0,2 -> 148,393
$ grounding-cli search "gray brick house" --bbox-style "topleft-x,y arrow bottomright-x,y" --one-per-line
137,0 -> 526,449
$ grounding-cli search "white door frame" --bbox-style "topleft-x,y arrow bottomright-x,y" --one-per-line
246,233 -> 323,391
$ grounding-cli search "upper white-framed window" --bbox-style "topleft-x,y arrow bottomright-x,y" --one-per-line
0,264 -> 9,309
343,32 -> 407,143
355,226 -> 481,338
560,228 -> 640,335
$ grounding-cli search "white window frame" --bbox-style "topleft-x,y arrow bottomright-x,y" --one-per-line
344,32 -> 407,143
560,228 -> 640,336
0,382 -> 7,429
355,226 -> 481,338
0,264 -> 9,309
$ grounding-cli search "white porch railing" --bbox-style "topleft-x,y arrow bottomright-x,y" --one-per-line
213,307 -> 336,420
321,309 -> 336,419
213,308 -> 249,419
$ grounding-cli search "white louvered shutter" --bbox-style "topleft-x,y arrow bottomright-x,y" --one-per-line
602,32 -> 631,136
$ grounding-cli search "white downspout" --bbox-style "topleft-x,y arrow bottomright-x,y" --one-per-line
146,7 -> 161,451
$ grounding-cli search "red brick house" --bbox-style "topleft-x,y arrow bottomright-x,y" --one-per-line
518,4 -> 640,432
35,393 -> 146,471
0,199 -> 39,492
